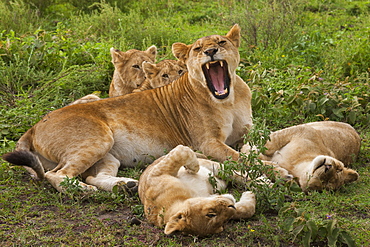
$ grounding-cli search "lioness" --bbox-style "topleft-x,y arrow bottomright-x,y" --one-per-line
133,59 -> 187,92
251,121 -> 360,192
3,24 -> 252,192
109,45 -> 157,97
139,145 -> 256,236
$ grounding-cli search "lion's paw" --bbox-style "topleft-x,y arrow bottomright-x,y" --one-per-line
79,182 -> 98,191
115,180 -> 138,195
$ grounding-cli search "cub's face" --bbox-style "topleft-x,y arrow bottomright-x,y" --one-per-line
110,46 -> 157,88
172,24 -> 241,100
164,195 -> 236,236
306,156 -> 359,192
143,60 -> 187,89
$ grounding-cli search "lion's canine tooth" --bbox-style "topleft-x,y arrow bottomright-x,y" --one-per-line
206,63 -> 210,70
220,61 -> 223,67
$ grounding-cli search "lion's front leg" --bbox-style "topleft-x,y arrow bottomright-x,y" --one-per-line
200,139 -> 240,162
231,191 -> 256,219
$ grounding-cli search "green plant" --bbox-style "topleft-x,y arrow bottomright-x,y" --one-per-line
214,120 -> 301,213
59,176 -> 82,191
279,204 -> 356,247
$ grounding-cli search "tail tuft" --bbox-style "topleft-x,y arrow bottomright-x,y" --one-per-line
2,150 -> 45,180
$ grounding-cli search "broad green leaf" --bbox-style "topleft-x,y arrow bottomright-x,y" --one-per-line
306,220 -> 318,240
328,228 -> 340,247
339,231 -> 356,247
290,182 -> 303,192
292,224 -> 305,241
302,230 -> 312,247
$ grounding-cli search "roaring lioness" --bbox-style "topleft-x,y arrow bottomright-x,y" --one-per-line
139,145 -> 256,236
133,59 -> 187,92
253,121 -> 360,192
109,45 -> 157,97
3,24 -> 252,192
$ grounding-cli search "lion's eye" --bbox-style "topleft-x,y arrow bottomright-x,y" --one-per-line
193,46 -> 202,52
218,40 -> 227,46
206,213 -> 216,218
162,74 -> 169,78
132,65 -> 140,69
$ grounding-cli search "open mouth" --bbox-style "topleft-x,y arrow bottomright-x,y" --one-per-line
202,60 -> 230,99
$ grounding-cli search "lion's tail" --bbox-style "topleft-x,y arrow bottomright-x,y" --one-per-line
2,150 -> 45,180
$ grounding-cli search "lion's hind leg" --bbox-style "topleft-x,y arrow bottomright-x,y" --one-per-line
151,145 -> 199,177
83,153 -> 138,193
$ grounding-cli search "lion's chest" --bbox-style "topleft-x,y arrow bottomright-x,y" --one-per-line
223,105 -> 252,146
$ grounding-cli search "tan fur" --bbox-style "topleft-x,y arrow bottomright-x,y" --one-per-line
70,59 -> 186,105
2,24 -> 252,193
139,145 -> 255,236
109,46 -> 157,97
253,121 -> 360,192
68,93 -> 101,105
133,59 -> 187,92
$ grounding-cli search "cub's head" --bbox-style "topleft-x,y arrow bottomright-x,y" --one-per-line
135,59 -> 187,91
110,46 -> 157,91
305,155 -> 359,192
164,194 -> 236,236
172,24 -> 241,100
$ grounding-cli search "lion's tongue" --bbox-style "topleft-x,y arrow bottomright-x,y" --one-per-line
209,65 -> 225,94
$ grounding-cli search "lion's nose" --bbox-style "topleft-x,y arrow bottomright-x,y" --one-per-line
204,48 -> 218,57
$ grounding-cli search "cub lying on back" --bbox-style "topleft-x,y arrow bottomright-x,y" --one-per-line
247,121 -> 360,192
3,24 -> 252,193
139,145 -> 256,236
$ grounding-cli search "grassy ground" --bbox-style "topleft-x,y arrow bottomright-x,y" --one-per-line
1,0 -> 369,246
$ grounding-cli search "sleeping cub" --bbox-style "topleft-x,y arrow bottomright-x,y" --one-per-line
138,145 -> 256,236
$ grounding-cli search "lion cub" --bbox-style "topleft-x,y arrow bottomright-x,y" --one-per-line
252,121 -> 360,192
139,145 -> 256,236
133,59 -> 187,92
70,59 -> 186,105
109,46 -> 157,97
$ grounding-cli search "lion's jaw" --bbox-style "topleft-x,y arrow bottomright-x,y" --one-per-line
303,155 -> 359,192
173,24 -> 241,101
164,195 -> 237,236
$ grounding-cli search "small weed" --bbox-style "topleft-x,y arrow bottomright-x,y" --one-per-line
279,204 -> 356,247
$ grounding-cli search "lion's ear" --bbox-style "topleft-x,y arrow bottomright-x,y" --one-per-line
343,169 -> 359,184
145,45 -> 157,62
142,61 -> 158,79
225,24 -> 241,48
110,47 -> 127,63
172,43 -> 191,63
164,212 -> 187,235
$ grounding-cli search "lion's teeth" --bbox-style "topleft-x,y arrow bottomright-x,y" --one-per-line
206,63 -> 210,69
220,61 -> 223,67
224,88 -> 228,93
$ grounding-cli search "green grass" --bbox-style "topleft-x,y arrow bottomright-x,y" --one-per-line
0,0 -> 369,246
